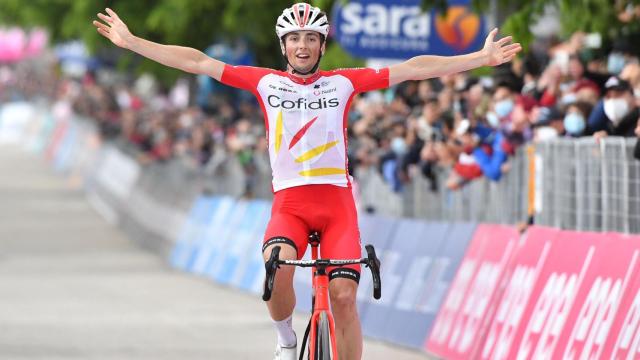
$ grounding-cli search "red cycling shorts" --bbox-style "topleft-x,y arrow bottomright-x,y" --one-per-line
262,184 -> 361,283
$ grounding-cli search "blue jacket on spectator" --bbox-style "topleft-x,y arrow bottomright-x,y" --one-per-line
472,131 -> 509,181
587,99 -> 609,133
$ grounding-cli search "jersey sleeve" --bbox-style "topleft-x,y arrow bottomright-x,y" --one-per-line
220,65 -> 272,93
333,67 -> 390,93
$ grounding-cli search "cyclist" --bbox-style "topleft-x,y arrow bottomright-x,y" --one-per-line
93,4 -> 521,359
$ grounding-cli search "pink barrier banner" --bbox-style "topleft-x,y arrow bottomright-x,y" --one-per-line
554,232 -> 640,359
599,233 -> 640,359
505,230 -> 601,359
453,226 -> 640,360
426,226 -> 640,360
425,224 -> 519,359
478,226 -> 558,360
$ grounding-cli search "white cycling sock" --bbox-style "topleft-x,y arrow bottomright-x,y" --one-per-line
274,314 -> 297,347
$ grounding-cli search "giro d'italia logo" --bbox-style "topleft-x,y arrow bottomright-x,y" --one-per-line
435,6 -> 480,51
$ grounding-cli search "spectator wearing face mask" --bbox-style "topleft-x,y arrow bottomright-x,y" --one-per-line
607,39 -> 637,76
532,106 -> 565,141
486,82 -> 517,128
563,101 -> 593,137
594,76 -> 639,140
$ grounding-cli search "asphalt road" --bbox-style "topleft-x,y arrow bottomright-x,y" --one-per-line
0,145 -> 431,360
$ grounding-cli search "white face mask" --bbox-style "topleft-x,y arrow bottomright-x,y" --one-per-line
536,126 -> 559,142
603,98 -> 630,125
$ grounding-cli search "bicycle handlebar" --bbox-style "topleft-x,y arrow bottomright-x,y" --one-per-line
262,245 -> 382,302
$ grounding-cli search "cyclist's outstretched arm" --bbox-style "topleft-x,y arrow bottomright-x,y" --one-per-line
92,8 -> 224,81
388,28 -> 522,86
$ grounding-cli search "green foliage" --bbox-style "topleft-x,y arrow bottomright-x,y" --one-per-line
2,0 -> 639,84
422,0 -> 640,54
320,41 -> 365,70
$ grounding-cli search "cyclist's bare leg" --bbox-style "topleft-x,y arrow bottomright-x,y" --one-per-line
263,243 -> 298,321
329,278 -> 362,360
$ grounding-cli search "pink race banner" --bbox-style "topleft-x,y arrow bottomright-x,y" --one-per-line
425,224 -> 519,359
504,230 -> 601,359
425,226 -> 640,360
598,233 -> 640,359
478,226 -> 558,360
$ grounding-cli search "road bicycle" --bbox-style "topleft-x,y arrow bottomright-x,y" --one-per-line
262,232 -> 382,360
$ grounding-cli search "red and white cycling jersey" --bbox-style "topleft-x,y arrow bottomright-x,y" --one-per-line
221,65 -> 389,192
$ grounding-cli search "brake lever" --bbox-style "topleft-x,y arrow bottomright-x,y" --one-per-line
364,244 -> 382,300
262,246 -> 281,301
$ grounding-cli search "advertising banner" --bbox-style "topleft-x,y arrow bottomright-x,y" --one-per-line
382,221 -> 450,348
361,218 -> 431,339
555,232 -> 640,359
94,146 -> 141,202
426,225 -> 519,359
170,196 -> 220,270
213,200 -> 271,285
504,230 -> 601,359
231,199 -> 272,294
576,233 -> 640,359
0,102 -> 35,144
478,226 -> 558,360
188,196 -> 236,273
332,0 -> 486,59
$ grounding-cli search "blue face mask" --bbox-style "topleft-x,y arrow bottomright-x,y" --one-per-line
564,112 -> 586,135
390,137 -> 407,156
607,53 -> 626,75
495,98 -> 514,118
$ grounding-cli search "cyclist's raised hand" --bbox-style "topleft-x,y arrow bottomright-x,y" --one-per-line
93,8 -> 134,49
482,28 -> 522,67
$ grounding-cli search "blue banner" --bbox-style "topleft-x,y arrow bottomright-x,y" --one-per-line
170,196 -> 220,270
213,200 -> 271,285
188,196 -> 236,274
232,199 -> 271,293
332,0 -> 486,59
384,222 -> 476,348
380,221 -> 450,347
360,218 -> 429,339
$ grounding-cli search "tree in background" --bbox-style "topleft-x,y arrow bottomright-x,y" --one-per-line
0,0 -> 638,84
423,0 -> 640,51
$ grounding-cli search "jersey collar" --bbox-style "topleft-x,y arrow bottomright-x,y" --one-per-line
286,70 -> 323,85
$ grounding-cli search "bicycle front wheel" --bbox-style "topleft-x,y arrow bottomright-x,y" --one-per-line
314,311 -> 332,360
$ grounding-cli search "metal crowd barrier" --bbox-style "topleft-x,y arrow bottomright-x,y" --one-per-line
353,139 -> 639,234
4,99 -> 638,240
535,137 -> 640,234
355,147 -> 530,225
110,136 -> 638,234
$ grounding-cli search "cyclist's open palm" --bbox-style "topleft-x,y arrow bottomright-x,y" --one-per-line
93,8 -> 133,49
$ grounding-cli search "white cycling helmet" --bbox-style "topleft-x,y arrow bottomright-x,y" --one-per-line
275,3 -> 330,40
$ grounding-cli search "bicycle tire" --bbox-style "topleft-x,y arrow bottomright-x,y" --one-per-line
314,312 -> 332,360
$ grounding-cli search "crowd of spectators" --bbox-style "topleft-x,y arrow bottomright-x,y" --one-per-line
350,32 -> 640,192
2,31 -> 640,197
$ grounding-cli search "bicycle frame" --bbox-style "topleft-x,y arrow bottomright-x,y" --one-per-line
307,240 -> 339,360
262,232 -> 382,360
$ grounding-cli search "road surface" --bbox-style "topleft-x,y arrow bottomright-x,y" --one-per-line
0,145 -> 432,360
